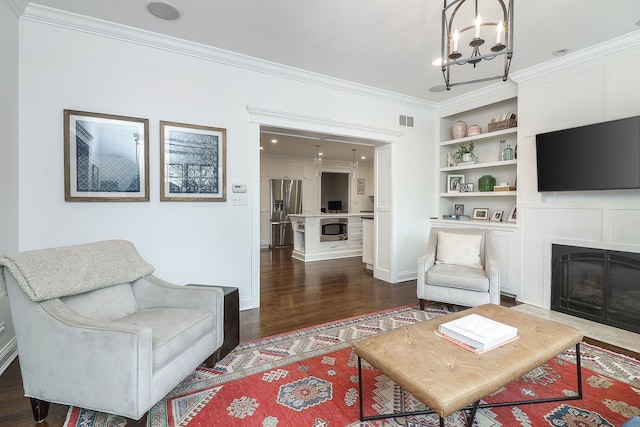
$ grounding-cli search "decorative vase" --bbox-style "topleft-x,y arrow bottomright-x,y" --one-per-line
462,153 -> 473,163
452,120 -> 467,139
503,144 -> 514,160
478,175 -> 496,192
468,123 -> 482,136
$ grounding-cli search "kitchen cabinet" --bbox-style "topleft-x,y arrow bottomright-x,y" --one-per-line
268,161 -> 304,179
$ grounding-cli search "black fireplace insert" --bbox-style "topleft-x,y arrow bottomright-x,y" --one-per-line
551,244 -> 640,334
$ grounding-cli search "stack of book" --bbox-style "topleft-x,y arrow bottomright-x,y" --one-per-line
437,313 -> 519,353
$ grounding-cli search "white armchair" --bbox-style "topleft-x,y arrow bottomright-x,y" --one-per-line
417,227 -> 500,309
0,240 -> 225,427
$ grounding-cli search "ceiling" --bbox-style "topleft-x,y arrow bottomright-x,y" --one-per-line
11,0 -> 640,160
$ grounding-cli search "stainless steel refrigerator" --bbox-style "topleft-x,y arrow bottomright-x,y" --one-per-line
270,179 -> 302,248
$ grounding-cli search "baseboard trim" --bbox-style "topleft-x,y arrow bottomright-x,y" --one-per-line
0,337 -> 18,376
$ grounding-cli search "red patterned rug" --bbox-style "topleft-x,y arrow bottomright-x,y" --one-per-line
64,304 -> 640,427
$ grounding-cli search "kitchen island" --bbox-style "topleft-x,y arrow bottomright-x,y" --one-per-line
289,214 -> 364,262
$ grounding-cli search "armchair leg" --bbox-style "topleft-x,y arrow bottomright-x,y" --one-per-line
419,299 -> 427,310
125,412 -> 148,427
204,350 -> 219,368
29,398 -> 50,422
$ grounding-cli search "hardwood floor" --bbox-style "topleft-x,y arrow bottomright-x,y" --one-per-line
239,247 -> 419,342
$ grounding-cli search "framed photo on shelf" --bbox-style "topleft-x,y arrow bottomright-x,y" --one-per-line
507,204 -> 517,222
447,174 -> 465,193
460,183 -> 474,193
160,121 -> 226,201
64,109 -> 149,202
453,204 -> 464,215
472,208 -> 490,221
491,210 -> 504,222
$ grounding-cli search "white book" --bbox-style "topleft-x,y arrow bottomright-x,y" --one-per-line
439,314 -> 518,351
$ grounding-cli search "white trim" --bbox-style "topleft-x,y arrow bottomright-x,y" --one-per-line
20,4 -> 437,111
511,29 -> 640,84
0,337 -> 17,376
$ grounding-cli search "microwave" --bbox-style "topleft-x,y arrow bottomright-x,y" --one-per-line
320,218 -> 348,242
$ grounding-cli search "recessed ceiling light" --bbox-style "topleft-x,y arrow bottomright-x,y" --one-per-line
360,156 -> 366,160
146,1 -> 181,21
271,139 -> 278,143
260,146 -> 263,150
552,49 -> 570,57
318,152 -> 323,156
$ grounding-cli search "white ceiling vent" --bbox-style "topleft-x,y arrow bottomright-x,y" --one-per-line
399,115 -> 414,128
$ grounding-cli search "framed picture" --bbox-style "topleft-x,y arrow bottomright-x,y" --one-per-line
472,208 -> 490,220
491,210 -> 504,222
447,174 -> 465,193
460,183 -> 474,192
357,185 -> 365,195
453,204 -> 464,215
64,110 -> 149,201
160,121 -> 226,201
357,178 -> 365,186
508,204 -> 517,222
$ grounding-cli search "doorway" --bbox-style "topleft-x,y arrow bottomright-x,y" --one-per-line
248,107 -> 402,310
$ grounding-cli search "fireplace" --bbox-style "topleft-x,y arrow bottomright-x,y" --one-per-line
551,244 -> 640,334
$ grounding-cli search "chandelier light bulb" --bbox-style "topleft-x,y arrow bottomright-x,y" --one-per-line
453,29 -> 460,52
474,15 -> 482,38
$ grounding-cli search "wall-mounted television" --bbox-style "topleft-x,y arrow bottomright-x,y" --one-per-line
536,116 -> 640,192
327,200 -> 342,212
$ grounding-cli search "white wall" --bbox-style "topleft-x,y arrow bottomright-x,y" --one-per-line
15,7 -> 437,313
0,0 -> 19,374
513,35 -> 640,308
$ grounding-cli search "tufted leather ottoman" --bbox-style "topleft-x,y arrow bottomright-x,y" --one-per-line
354,304 -> 584,426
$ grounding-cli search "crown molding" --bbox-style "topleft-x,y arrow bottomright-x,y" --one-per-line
20,4 -> 437,111
436,81 -> 518,117
510,29 -> 640,83
247,106 -> 403,143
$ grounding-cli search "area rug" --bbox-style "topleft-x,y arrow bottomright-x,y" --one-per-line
64,304 -> 640,427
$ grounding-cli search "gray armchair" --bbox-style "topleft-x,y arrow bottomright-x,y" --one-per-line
417,227 -> 500,309
0,240 -> 225,426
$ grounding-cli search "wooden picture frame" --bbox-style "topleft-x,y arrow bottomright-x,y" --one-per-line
472,207 -> 490,221
453,204 -> 464,215
160,121 -> 226,202
64,110 -> 149,202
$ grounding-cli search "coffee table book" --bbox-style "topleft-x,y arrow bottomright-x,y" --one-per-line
438,313 -> 518,351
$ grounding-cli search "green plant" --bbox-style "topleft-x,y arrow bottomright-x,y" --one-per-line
452,141 -> 477,163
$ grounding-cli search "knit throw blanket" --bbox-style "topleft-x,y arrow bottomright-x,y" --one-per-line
0,240 -> 154,301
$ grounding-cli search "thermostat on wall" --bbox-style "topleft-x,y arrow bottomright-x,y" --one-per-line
232,183 -> 247,193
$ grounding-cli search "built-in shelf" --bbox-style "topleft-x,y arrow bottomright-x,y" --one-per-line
440,127 -> 518,147
440,191 -> 517,197
430,219 -> 518,229
441,159 -> 517,172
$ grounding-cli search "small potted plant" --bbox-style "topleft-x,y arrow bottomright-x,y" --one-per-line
452,142 -> 477,164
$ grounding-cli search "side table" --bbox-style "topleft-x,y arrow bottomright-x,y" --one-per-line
187,284 -> 240,360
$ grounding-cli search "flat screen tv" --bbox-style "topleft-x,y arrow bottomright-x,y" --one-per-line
536,116 -> 640,191
327,200 -> 342,211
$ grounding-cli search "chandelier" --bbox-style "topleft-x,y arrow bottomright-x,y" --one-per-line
439,0 -> 514,90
